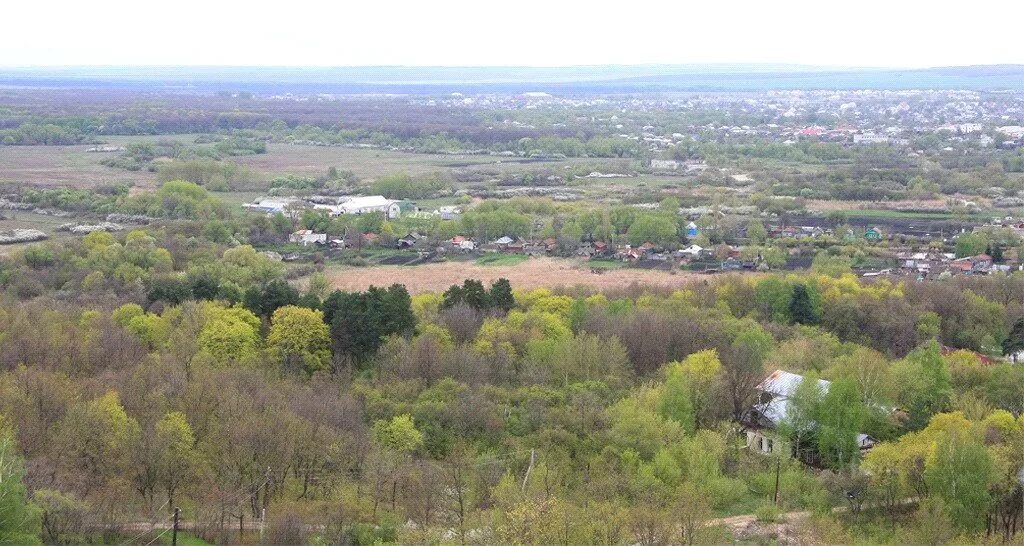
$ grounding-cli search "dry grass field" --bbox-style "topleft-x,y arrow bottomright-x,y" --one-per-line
325,256 -> 704,294
0,141 -> 653,197
234,143 -> 635,181
0,145 -> 155,187
234,144 -> 500,179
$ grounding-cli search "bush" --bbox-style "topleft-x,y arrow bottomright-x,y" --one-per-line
755,502 -> 783,523
704,476 -> 749,511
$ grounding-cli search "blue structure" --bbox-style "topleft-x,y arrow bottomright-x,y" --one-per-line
687,222 -> 699,238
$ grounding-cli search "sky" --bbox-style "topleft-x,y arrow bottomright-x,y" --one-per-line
5,0 -> 1023,68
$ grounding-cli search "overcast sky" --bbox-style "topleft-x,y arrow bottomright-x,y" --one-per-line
5,0 -> 1023,68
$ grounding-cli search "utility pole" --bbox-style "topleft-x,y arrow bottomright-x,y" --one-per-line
521,449 -> 536,493
172,507 -> 180,546
773,458 -> 781,506
260,507 -> 266,543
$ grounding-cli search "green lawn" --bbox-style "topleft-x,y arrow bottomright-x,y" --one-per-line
845,208 -> 983,221
215,190 -> 265,207
476,254 -> 529,266
161,532 -> 212,546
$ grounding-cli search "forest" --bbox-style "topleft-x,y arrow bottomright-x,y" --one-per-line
3,80 -> 1024,545
0,213 -> 1022,544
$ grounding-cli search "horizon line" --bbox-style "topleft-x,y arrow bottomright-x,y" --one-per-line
6,62 -> 1020,71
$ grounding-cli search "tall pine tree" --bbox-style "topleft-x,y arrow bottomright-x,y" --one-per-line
788,283 -> 817,325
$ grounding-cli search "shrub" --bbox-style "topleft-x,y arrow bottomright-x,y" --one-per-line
755,502 -> 783,523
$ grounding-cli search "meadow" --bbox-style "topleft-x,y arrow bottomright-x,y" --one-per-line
325,256 -> 703,293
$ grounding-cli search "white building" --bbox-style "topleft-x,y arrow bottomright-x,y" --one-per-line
853,133 -> 889,145
334,196 -> 402,218
243,197 -> 300,215
289,230 -> 326,246
679,244 -> 704,257
743,370 -> 876,458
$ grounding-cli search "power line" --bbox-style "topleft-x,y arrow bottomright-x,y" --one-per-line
216,475 -> 272,509
142,527 -> 171,546
115,514 -> 175,546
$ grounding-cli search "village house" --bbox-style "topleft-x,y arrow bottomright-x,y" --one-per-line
950,254 -> 993,274
525,243 -> 546,256
678,244 -> 705,258
396,231 -> 428,249
288,230 -> 326,246
771,226 -> 801,239
576,243 -> 597,258
721,257 -> 743,270
853,133 -> 890,145
436,206 -> 462,221
686,222 -> 699,238
450,235 -> 476,251
742,370 -> 877,462
616,245 -> 645,262
576,241 -> 612,258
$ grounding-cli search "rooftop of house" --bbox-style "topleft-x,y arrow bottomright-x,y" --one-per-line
756,369 -> 830,399
753,370 -> 876,448
340,195 -> 396,209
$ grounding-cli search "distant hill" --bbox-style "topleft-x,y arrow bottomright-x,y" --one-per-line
1,64 -> 1021,93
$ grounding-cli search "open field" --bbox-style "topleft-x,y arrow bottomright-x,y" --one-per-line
0,144 -> 155,187
234,143 -> 637,181
325,256 -> 704,294
235,144 -> 523,179
0,141 -> 673,202
844,208 -> 984,221
0,211 -> 77,255
0,135 -> 222,188
475,253 -> 529,266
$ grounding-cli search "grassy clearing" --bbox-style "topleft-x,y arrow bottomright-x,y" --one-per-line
844,208 -> 974,220
215,190 -> 265,207
0,144 -> 155,187
476,253 -> 529,266
100,134 -> 207,146
232,144 -> 506,179
160,531 -> 212,545
0,212 -> 78,254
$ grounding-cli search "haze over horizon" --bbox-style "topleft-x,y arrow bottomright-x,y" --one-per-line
7,0 -> 1024,68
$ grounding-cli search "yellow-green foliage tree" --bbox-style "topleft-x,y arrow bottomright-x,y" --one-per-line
197,303 -> 261,364
154,411 -> 204,509
267,305 -> 332,375
56,392 -> 141,494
